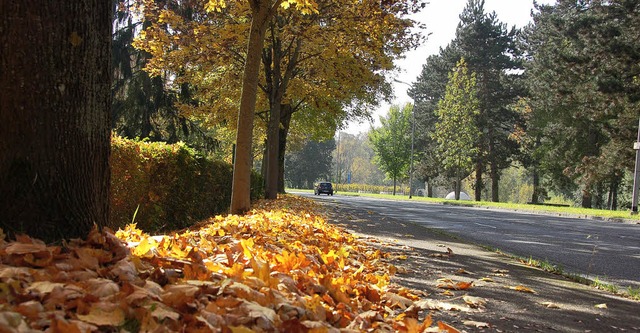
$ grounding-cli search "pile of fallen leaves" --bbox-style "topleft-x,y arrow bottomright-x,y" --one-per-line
0,195 -> 457,332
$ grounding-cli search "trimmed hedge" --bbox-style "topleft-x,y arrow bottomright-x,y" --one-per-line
110,136 -> 264,232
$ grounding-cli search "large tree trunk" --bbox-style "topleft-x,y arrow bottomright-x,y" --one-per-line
230,6 -> 271,214
0,1 -> 112,243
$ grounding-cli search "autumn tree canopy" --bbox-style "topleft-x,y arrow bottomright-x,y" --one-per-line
133,0 -> 425,207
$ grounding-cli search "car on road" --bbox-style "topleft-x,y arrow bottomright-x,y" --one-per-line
314,182 -> 334,196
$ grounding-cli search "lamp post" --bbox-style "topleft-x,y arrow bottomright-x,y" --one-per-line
631,118 -> 640,214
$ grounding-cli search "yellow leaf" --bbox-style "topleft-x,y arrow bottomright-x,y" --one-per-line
508,285 -> 536,294
240,238 -> 254,259
131,237 -> 156,258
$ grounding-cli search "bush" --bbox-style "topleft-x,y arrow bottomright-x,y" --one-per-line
110,136 -> 263,232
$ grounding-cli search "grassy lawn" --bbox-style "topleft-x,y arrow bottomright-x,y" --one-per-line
288,188 -> 640,222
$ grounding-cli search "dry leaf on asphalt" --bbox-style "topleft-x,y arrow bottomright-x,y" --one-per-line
464,320 -> 490,328
507,285 -> 537,293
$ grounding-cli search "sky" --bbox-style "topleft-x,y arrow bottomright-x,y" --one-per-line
343,0 -> 557,135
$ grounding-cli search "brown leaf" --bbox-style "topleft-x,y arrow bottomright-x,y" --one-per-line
463,295 -> 486,309
76,302 -> 125,326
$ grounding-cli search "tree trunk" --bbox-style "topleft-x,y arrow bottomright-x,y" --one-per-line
426,179 -> 433,198
0,0 -> 112,243
490,161 -> 499,202
230,6 -> 271,214
393,177 -> 397,195
609,178 -> 619,211
531,167 -> 541,204
581,188 -> 592,209
278,105 -> 292,193
474,162 -> 483,201
265,103 -> 280,199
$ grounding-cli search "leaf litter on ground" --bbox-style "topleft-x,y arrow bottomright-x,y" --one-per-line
0,195 -> 467,332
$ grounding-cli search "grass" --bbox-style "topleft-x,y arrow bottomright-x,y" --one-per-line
292,188 -> 640,222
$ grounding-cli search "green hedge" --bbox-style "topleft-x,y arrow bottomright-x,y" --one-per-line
110,136 -> 263,232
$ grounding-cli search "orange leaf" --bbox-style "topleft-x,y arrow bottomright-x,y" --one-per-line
438,321 -> 461,333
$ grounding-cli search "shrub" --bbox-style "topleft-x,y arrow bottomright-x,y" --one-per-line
110,136 -> 263,232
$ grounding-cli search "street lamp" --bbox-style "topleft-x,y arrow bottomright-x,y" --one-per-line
631,118 -> 640,215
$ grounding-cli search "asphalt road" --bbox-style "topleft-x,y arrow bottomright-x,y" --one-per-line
296,192 -> 640,290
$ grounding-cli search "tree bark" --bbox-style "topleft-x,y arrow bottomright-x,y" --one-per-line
0,1 -> 111,243
531,167 -> 541,204
474,162 -> 483,201
230,4 -> 271,214
490,161 -> 499,202
278,105 -> 292,193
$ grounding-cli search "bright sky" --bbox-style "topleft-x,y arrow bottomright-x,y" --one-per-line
343,0 -> 557,134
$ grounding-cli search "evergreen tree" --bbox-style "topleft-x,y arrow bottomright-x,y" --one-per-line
433,58 -> 480,200
523,0 -> 639,208
452,0 -> 523,202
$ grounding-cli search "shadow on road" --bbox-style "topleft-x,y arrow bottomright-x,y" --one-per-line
320,199 -> 640,333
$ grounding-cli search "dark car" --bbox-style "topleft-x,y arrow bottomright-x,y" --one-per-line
314,182 -> 334,196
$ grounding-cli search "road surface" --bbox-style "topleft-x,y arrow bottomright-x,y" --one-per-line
297,192 -> 640,290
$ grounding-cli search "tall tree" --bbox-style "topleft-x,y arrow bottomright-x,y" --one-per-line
0,1 -> 112,242
453,0 -> 522,202
433,58 -> 480,200
369,104 -> 413,195
523,0 -> 639,208
408,46 -> 458,197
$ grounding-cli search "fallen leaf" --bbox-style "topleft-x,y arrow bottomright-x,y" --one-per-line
412,299 -> 468,312
455,268 -> 473,275
437,280 -> 473,291
438,321 -> 461,332
507,285 -> 536,293
541,301 -> 560,309
463,295 -> 486,309
463,320 -> 490,328
76,302 -> 126,326
27,281 -> 64,294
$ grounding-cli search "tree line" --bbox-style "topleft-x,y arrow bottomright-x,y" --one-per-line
406,0 -> 639,209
